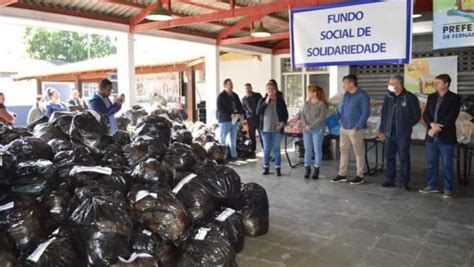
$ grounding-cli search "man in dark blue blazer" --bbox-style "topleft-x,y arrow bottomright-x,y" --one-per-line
89,79 -> 124,134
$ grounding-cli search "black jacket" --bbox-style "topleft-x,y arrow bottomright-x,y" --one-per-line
379,89 -> 420,139
242,92 -> 262,122
423,90 -> 461,145
217,90 -> 243,123
256,95 -> 289,133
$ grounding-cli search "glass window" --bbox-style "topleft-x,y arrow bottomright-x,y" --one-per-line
82,82 -> 98,100
281,58 -> 302,73
283,74 -> 304,110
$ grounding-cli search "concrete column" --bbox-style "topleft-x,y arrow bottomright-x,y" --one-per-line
117,32 -> 136,110
205,45 -> 220,124
329,66 -> 350,98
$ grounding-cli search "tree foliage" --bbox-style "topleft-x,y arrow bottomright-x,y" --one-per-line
23,27 -> 117,63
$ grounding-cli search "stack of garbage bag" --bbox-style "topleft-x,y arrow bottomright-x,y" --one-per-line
0,108 -> 270,265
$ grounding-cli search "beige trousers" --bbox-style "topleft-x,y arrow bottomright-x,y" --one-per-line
339,127 -> 366,177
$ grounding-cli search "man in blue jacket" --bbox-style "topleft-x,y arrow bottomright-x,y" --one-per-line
89,79 -> 124,134
331,74 -> 370,185
379,75 -> 420,191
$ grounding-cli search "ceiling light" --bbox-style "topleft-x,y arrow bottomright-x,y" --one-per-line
146,0 -> 173,21
251,21 -> 271,38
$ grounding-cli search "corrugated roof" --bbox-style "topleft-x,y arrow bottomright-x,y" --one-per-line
10,0 -> 290,49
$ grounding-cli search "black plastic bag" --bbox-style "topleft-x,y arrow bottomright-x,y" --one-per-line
0,123 -> 32,145
74,222 -> 133,266
236,126 -> 254,158
70,111 -> 112,153
7,137 -> 53,163
173,173 -> 218,221
26,116 -> 48,132
33,122 -> 69,142
239,183 -> 269,237
0,231 -> 17,267
163,143 -> 197,172
69,185 -> 133,266
128,187 -> 191,242
41,185 -> 71,226
111,255 -> 160,267
50,111 -> 75,135
0,147 -> 16,186
177,225 -> 237,267
69,184 -> 131,225
19,234 -> 80,267
0,198 -> 48,253
136,114 -> 173,130
461,95 -> 474,117
131,158 -> 173,190
132,229 -> 178,267
191,142 -> 208,160
194,161 -> 242,209
133,123 -> 171,145
124,136 -> 168,166
12,160 -> 56,197
171,129 -> 193,145
201,208 -> 245,253
125,105 -> 149,126
47,139 -> 72,154
100,144 -> 128,171
204,142 -> 228,164
117,115 -> 132,131
53,146 -> 96,182
113,130 -> 132,146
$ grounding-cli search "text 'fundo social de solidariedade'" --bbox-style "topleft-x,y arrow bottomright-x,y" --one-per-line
306,11 -> 388,58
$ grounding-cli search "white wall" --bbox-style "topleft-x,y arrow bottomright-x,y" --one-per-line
219,55 -> 272,98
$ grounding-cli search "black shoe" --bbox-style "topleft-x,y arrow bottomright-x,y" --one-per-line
276,168 -> 281,176
304,166 -> 311,179
404,184 -> 411,191
312,167 -> 319,180
331,175 -> 347,183
262,168 -> 269,175
349,176 -> 365,185
381,181 -> 396,188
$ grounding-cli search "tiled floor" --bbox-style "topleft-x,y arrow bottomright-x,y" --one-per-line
229,155 -> 474,267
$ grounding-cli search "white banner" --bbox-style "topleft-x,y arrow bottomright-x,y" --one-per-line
433,0 -> 474,50
290,0 -> 413,68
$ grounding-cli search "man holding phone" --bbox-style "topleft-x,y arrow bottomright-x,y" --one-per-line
89,79 -> 124,134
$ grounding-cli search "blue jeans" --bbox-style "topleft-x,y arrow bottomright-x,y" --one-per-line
384,136 -> 411,185
219,122 -> 237,158
426,137 -> 455,192
262,132 -> 282,169
303,127 -> 324,167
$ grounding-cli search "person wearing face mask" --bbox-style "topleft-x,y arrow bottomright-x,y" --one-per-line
27,95 -> 46,124
378,75 -> 420,191
419,74 -> 460,199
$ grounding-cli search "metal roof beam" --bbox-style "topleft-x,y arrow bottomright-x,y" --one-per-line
0,0 -> 17,8
179,1 -> 228,12
217,14 -> 263,41
131,1 -> 291,32
131,0 -> 336,32
218,0 -> 287,23
219,31 -> 289,45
